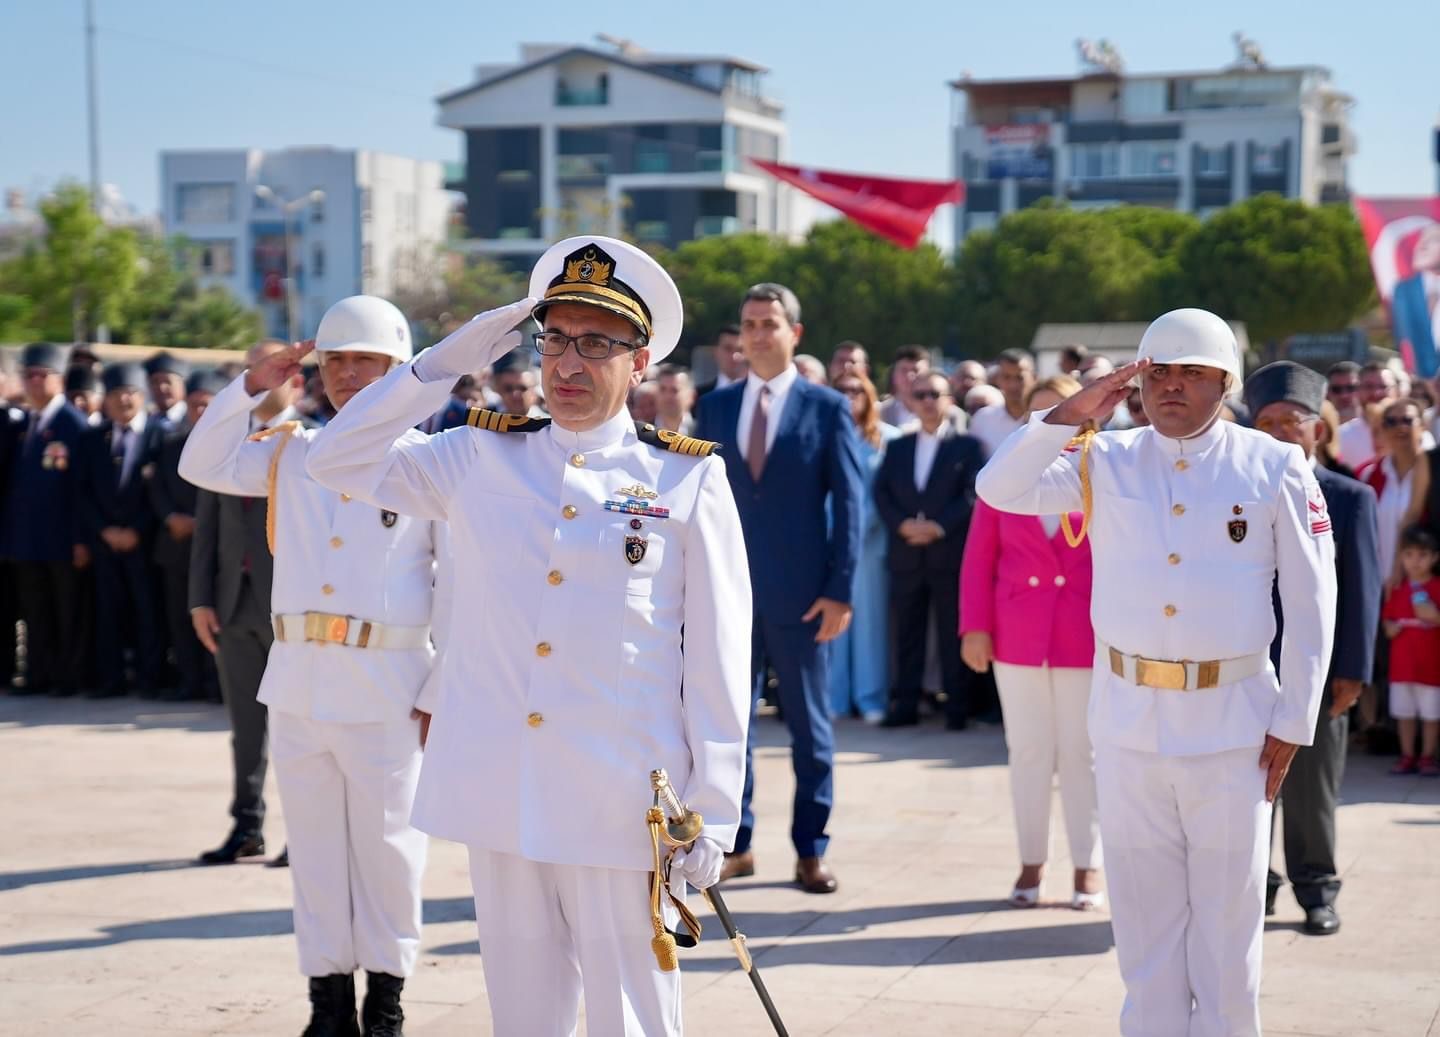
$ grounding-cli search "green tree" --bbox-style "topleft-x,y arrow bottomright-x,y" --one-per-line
951,206 -> 1156,356
1174,194 -> 1374,343
660,232 -> 790,349
391,250 -> 527,349
143,283 -> 265,350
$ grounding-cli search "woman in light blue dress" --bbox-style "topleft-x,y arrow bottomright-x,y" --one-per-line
828,370 -> 900,721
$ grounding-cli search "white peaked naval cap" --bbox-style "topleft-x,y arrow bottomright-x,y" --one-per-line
528,235 -> 684,365
314,295 -> 413,363
1136,308 -> 1241,381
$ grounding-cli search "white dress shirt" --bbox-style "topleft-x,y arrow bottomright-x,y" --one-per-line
736,364 -> 799,464
1374,456 -> 1416,577
305,363 -> 753,872
978,410 -> 1336,755
968,402 -> 1026,457
179,375 -> 438,725
31,392 -> 66,435
913,424 -> 950,491
117,411 -> 148,487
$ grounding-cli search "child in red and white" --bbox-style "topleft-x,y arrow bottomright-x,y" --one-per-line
1383,525 -> 1440,776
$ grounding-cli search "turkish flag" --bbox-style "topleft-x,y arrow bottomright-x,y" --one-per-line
751,159 -> 964,249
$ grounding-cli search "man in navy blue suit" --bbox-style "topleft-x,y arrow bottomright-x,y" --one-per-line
1,343 -> 91,696
1245,362 -> 1381,937
76,363 -> 168,698
695,282 -> 864,894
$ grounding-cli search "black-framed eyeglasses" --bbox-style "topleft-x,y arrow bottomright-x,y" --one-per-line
911,390 -> 946,401
1383,415 -> 1418,428
1328,384 -> 1359,395
533,331 -> 639,360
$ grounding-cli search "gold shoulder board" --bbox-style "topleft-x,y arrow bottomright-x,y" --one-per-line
635,423 -> 721,458
465,408 -> 551,433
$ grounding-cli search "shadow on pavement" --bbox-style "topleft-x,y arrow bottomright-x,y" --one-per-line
0,692 -> 229,733
0,858 -> 198,891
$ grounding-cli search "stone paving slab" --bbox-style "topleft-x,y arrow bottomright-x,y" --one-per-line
1,694 -> 1437,1035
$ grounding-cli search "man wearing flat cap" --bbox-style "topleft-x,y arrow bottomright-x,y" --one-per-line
307,236 -> 752,1035
144,351 -> 191,426
64,364 -> 103,425
76,363 -> 168,698
1,343 -> 91,696
978,310 -> 1336,1036
1245,361 -> 1380,937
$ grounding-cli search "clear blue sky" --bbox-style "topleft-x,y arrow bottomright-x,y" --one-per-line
2,0 -> 1436,226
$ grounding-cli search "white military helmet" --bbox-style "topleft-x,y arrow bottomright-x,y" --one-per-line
1135,308 -> 1241,381
313,295 -> 413,363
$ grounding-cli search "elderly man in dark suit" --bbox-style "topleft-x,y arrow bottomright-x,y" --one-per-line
150,371 -> 229,701
191,340 -> 305,865
75,363 -> 168,698
1,343 -> 91,696
1245,361 -> 1381,936
695,282 -> 864,894
874,370 -> 985,729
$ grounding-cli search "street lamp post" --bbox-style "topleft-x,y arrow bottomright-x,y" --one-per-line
254,184 -> 325,343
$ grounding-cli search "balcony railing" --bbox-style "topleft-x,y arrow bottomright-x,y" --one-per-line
556,154 -> 611,179
695,215 -> 739,237
556,85 -> 608,107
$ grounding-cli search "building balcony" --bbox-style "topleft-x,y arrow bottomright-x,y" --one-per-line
556,154 -> 611,179
695,215 -> 739,237
556,84 -> 608,107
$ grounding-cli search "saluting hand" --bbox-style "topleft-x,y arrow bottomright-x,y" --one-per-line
1046,358 -> 1150,427
1259,733 -> 1300,802
244,340 -> 315,396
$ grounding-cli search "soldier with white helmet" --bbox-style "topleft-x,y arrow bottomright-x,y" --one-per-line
180,296 -> 438,1037
306,237 -> 752,1036
977,309 -> 1336,1037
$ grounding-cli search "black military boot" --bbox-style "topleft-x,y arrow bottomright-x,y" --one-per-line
361,972 -> 405,1036
302,973 -> 360,1037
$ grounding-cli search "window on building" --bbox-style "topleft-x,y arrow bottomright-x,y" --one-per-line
695,124 -> 726,172
1252,143 -> 1286,174
1069,143 -> 1120,179
636,127 -> 670,174
176,183 -> 235,223
966,211 -> 999,235
310,191 -> 324,223
1194,145 -> 1230,176
557,128 -> 611,178
556,71 -> 608,106
312,243 -> 325,278
360,243 -> 373,280
360,188 -> 373,223
1127,142 -> 1178,177
1121,80 -> 1169,118
191,239 -> 236,276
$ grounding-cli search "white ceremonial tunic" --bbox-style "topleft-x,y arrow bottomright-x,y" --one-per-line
977,410 -> 1336,1037
305,364 -> 753,871
178,373 -> 436,978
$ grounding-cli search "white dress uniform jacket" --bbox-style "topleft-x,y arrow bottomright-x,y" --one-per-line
977,411 -> 1336,752
178,374 -> 438,722
306,364 -> 753,872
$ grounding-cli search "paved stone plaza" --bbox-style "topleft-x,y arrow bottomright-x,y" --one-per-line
2,693 -> 1438,1035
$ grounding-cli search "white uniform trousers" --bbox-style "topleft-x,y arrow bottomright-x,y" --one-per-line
468,849 -> 681,1037
1094,743 -> 1269,1037
994,662 -> 1102,869
270,709 -> 427,977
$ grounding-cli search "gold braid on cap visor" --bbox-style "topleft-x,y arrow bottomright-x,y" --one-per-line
540,281 -> 653,338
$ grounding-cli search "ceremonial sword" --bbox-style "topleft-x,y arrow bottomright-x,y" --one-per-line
649,769 -> 789,1037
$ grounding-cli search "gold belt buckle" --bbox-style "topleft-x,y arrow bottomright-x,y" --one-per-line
303,611 -> 349,645
1135,658 -> 1187,691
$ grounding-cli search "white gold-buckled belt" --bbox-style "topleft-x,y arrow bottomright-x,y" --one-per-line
272,612 -> 430,651
1102,642 -> 1267,691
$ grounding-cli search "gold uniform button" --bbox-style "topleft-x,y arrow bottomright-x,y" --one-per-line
330,536 -> 343,549
1172,504 -> 1186,517
1163,605 -> 1177,617
562,505 -> 578,520
547,570 -> 563,586
322,584 -> 335,596
1175,459 -> 1190,472
535,642 -> 552,657
527,712 -> 544,728
570,453 -> 586,468
1027,576 -> 1040,587
340,494 -> 352,503
1168,553 -> 1181,565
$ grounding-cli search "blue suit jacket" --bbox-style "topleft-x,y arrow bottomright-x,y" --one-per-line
0,401 -> 89,562
1270,464 -> 1380,685
696,378 -> 865,623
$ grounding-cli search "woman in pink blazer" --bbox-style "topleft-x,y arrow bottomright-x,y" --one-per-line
960,375 -> 1103,910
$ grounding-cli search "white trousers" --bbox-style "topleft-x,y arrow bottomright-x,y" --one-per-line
468,849 -> 682,1037
994,662 -> 1102,869
1095,743 -> 1269,1037
270,709 -> 427,977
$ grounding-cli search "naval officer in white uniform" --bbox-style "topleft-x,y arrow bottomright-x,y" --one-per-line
180,296 -> 438,1037
977,309 -> 1336,1037
306,237 -> 752,1036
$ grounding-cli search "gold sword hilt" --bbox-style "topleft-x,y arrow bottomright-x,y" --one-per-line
650,769 -> 705,847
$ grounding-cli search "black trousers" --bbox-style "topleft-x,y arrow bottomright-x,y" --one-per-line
94,546 -> 164,693
160,556 -> 207,696
889,565 -> 968,720
15,560 -> 82,692
0,560 -> 18,685
215,577 -> 272,833
1268,683 -> 1347,908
